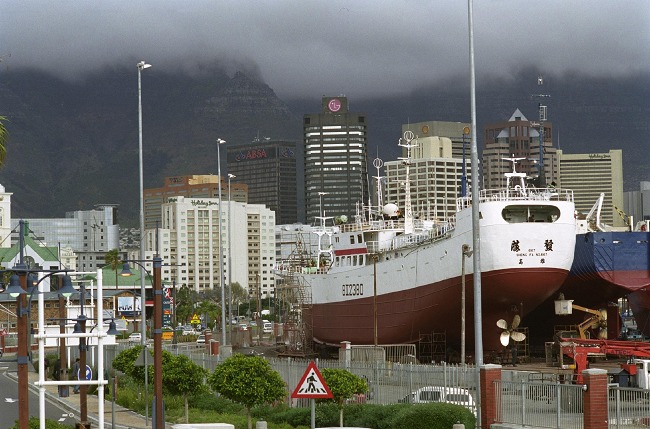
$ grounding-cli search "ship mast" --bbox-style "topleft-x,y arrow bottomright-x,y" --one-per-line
531,75 -> 550,187
503,156 -> 528,198
372,157 -> 384,219
398,131 -> 417,234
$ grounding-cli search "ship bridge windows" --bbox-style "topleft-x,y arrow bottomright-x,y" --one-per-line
501,205 -> 561,223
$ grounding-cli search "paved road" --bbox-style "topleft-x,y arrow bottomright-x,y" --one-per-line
0,361 -> 77,428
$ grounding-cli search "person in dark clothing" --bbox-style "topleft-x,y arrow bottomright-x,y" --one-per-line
72,358 -> 80,393
511,342 -> 518,367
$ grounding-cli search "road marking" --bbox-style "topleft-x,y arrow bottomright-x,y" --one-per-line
5,398 -> 17,403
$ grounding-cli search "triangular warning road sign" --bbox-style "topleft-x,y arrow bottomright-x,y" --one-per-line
291,361 -> 333,399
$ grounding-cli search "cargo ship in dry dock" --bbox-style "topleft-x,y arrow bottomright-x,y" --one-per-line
566,195 -> 650,337
276,132 -> 577,353
524,194 -> 650,342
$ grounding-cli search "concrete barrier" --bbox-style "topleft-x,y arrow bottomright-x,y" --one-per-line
171,424 -> 234,429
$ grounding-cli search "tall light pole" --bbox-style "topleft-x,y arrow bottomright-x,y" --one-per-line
121,258 -> 163,429
227,173 -> 235,344
461,126 -> 470,197
136,59 -> 151,425
152,256 -> 163,429
216,138 -> 227,346
460,244 -> 473,365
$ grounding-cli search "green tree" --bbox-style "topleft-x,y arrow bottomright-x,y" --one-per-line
207,354 -> 286,429
195,298 -> 219,330
230,281 -> 248,318
104,248 -> 122,289
174,285 -> 194,325
112,345 -> 149,383
320,368 -> 367,427
163,354 -> 208,422
0,116 -> 8,167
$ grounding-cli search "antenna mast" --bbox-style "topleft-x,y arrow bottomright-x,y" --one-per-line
398,131 -> 417,235
531,75 -> 551,187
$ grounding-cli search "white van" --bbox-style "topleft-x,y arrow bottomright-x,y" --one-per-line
263,321 -> 273,334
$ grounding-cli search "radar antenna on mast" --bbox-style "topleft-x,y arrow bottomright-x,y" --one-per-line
372,157 -> 384,219
398,131 -> 417,235
530,75 -> 551,187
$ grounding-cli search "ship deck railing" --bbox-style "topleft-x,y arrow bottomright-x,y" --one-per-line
334,218 -> 451,234
457,187 -> 574,211
366,220 -> 455,254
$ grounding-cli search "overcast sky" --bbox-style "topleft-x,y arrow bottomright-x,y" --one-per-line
1,1 -> 648,99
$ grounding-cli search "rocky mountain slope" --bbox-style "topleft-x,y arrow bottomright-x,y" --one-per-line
0,66 -> 647,225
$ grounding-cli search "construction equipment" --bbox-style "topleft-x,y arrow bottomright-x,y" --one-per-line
555,337 -> 650,384
554,294 -> 608,340
573,304 -> 608,340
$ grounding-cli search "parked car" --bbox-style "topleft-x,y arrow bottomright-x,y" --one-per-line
128,332 -> 142,343
399,386 -> 476,415
263,321 -> 273,334
196,334 -> 205,344
182,325 -> 196,335
238,323 -> 248,331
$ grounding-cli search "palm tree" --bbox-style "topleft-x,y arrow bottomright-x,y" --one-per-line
104,248 -> 122,289
0,116 -> 8,167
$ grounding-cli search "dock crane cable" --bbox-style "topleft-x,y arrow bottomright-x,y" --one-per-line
613,205 -> 630,227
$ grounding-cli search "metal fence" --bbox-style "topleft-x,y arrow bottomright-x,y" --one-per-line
75,343 -> 650,429
106,343 -> 478,410
268,357 -> 477,410
608,385 -> 650,428
494,379 -> 584,429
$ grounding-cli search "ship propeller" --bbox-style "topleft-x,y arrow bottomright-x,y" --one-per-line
497,314 -> 527,347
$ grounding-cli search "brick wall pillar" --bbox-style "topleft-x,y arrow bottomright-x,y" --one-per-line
480,364 -> 502,429
583,368 -> 608,429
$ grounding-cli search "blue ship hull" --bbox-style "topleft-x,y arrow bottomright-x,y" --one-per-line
525,231 -> 650,342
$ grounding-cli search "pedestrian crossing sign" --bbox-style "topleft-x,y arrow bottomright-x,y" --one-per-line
291,361 -> 333,399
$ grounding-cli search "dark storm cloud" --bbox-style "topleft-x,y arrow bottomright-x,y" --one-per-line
1,0 -> 647,98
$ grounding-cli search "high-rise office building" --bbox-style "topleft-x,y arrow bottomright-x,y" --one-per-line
227,137 -> 298,225
159,196 -> 276,297
10,205 -> 120,253
303,96 -> 368,224
143,175 -> 248,230
402,121 -> 471,161
384,134 -> 471,221
557,149 -> 624,227
482,108 -> 558,190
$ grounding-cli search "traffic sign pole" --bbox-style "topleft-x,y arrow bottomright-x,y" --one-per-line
291,361 -> 332,429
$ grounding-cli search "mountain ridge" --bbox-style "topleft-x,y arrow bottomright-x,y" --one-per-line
0,66 -> 647,225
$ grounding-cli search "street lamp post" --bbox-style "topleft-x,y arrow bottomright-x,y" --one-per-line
216,138 -> 227,346
137,59 -> 151,345
460,244 -> 473,365
5,231 -> 116,429
121,257 -> 164,429
74,282 -> 90,427
227,173 -> 235,344
461,126 -> 470,197
14,270 -> 29,429
136,59 -> 151,426
152,256 -> 163,429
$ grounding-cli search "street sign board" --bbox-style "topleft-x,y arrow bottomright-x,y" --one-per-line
77,365 -> 92,381
291,361 -> 333,399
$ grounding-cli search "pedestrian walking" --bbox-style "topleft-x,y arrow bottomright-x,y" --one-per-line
72,358 -> 80,393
